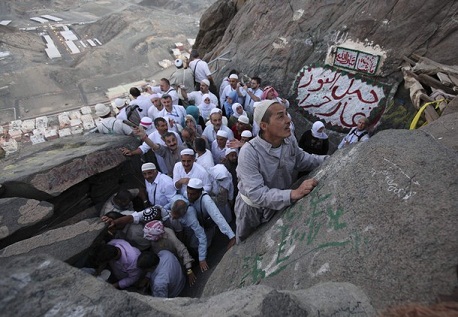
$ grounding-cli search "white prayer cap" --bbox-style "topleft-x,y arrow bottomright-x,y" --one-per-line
95,103 -> 111,117
201,79 -> 210,87
253,100 -> 278,126
229,74 -> 239,80
150,93 -> 160,100
187,178 -> 203,189
225,148 -> 237,156
180,148 -> 195,156
140,117 -> 153,127
210,108 -> 222,116
114,98 -> 126,109
241,130 -> 253,138
174,59 -> 183,68
141,162 -> 156,171
216,130 -> 228,139
238,115 -> 249,124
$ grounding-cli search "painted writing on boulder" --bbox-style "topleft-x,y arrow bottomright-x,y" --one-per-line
296,67 -> 386,128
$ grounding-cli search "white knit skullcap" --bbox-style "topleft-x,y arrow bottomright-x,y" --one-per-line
253,100 -> 278,126
180,148 -> 195,156
141,163 -> 156,171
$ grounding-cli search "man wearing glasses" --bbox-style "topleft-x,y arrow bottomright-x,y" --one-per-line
240,76 -> 263,116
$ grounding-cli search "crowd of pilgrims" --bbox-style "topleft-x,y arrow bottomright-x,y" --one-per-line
87,51 -> 339,298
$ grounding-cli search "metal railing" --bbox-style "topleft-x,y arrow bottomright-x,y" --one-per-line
208,51 -> 231,76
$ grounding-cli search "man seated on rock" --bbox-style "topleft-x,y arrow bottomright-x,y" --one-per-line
95,239 -> 142,290
140,163 -> 176,207
100,189 -> 146,216
186,178 -> 235,248
202,109 -> 234,145
173,148 -> 212,195
235,100 -> 329,243
180,79 -> 219,107
168,197 -> 209,272
143,220 -> 197,286
211,130 -> 230,164
338,116 -> 370,149
95,103 -> 133,136
136,250 -> 186,298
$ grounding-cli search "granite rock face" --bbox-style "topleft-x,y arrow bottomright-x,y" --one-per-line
0,218 -> 106,263
0,254 -> 375,317
0,197 -> 53,240
0,133 -> 143,252
203,127 -> 458,309
0,133 -> 139,196
195,0 -> 458,95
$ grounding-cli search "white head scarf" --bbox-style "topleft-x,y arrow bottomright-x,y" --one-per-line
231,103 -> 246,119
198,94 -> 216,120
311,121 -> 328,139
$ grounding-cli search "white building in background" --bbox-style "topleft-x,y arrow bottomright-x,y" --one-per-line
41,15 -> 63,22
42,34 -> 61,59
65,41 -> 80,54
87,39 -> 96,47
30,17 -> 49,24
0,20 -> 12,26
94,38 -> 102,45
60,30 -> 78,41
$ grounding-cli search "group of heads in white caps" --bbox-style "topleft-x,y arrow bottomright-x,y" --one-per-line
90,62 -> 371,298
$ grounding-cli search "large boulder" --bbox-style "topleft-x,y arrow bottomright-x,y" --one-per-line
0,133 -> 142,249
0,254 -> 166,317
196,0 -> 457,92
0,198 -> 53,240
0,254 -> 375,317
0,133 -> 139,196
203,127 -> 458,309
0,218 -> 105,264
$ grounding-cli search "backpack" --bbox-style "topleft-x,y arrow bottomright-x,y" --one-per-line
195,193 -> 216,229
125,104 -> 141,126
349,128 -> 368,141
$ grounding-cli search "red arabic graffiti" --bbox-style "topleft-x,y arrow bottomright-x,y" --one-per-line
334,48 -> 380,75
334,50 -> 357,67
295,67 -> 386,128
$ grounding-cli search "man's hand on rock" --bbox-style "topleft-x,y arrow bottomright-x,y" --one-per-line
120,147 -> 132,156
226,237 -> 236,251
290,178 -> 318,202
101,216 -> 116,229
